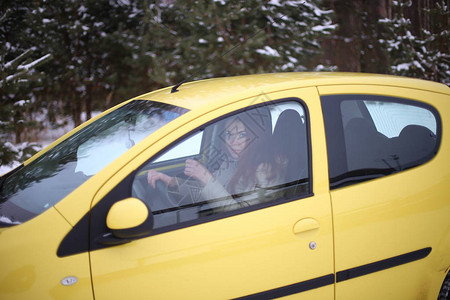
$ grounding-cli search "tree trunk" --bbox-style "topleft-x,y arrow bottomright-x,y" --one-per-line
71,90 -> 82,127
322,0 -> 363,72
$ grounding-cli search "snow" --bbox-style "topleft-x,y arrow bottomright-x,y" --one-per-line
268,0 -> 282,6
392,63 -> 411,71
280,62 -> 294,70
18,54 -> 52,72
14,100 -> 29,106
412,60 -> 425,71
312,24 -> 337,32
288,56 -> 298,63
344,37 -> 353,43
256,46 -> 280,57
78,5 -> 87,14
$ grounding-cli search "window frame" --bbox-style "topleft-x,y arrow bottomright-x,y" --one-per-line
82,97 -> 314,251
321,94 -> 442,190
140,98 -> 313,231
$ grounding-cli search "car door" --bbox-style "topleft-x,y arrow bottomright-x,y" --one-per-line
87,88 -> 334,299
320,85 -> 450,299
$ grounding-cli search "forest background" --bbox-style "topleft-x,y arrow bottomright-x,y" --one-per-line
1,0 -> 449,173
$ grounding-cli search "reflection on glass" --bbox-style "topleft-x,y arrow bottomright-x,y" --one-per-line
133,101 -> 310,230
0,100 -> 188,226
364,100 -> 437,138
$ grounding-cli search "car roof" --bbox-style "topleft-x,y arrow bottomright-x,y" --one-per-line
132,72 -> 449,110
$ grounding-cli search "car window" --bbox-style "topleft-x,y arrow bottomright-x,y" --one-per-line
153,131 -> 203,163
364,101 -> 437,138
132,100 -> 311,231
321,95 -> 441,189
0,100 -> 188,227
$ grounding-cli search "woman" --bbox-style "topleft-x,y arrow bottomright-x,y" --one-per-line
147,113 -> 285,212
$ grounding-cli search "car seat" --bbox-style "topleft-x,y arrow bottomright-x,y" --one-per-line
393,124 -> 437,169
272,109 -> 308,186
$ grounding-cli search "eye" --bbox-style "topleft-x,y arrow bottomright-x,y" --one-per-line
224,131 -> 233,139
237,131 -> 247,139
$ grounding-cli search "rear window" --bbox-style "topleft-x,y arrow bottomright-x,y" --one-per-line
321,95 -> 441,189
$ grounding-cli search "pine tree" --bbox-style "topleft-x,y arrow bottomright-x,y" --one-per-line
379,0 -> 450,84
25,0 -> 142,125
0,49 -> 52,166
1,5 -> 52,167
134,0 -> 336,87
1,0 -> 335,169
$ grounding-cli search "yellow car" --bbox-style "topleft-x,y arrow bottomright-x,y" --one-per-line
0,73 -> 449,300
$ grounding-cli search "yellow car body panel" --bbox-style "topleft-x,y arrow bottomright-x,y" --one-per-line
89,87 -> 335,299
0,208 -> 92,299
90,197 -> 334,299
318,84 -> 450,299
0,73 -> 449,299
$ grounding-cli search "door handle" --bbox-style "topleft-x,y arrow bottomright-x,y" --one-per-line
293,218 -> 320,237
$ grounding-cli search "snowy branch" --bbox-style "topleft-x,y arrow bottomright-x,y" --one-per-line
1,52 -> 52,88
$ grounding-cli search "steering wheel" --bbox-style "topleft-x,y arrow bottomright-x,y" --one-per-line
154,180 -> 180,208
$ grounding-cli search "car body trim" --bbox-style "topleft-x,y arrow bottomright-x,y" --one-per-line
234,274 -> 335,300
336,247 -> 432,282
234,247 -> 431,299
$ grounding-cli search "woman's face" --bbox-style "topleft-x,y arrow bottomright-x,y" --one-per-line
224,119 -> 248,159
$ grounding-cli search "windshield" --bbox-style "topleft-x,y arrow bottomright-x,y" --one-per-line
0,100 -> 188,227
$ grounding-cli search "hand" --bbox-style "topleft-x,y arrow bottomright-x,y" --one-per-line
184,159 -> 212,185
255,163 -> 273,187
147,170 -> 174,188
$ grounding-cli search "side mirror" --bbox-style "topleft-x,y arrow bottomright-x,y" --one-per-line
104,198 -> 153,244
